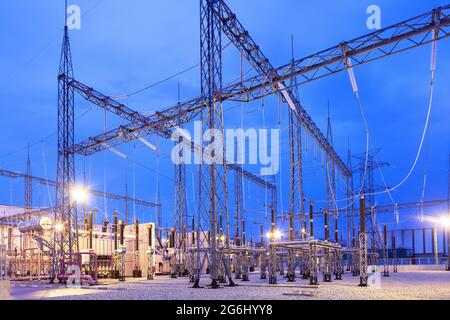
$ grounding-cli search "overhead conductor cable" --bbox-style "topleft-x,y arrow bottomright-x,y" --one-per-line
373,26 -> 438,195
327,28 -> 438,205
346,55 -> 369,198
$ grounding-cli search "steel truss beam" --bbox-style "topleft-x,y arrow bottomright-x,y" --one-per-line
68,82 -> 205,155
0,208 -> 52,224
0,168 -> 160,208
221,5 -> 450,102
212,0 -> 349,178
65,78 -> 274,189
25,149 -> 32,213
277,199 -> 449,219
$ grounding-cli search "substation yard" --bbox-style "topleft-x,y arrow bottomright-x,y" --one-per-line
6,271 -> 450,300
1,1 -> 449,303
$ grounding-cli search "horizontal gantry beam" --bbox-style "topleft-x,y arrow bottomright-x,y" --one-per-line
70,83 -> 204,155
0,208 -> 52,224
0,168 -> 160,207
276,199 -> 449,219
222,5 -> 449,101
226,163 -> 275,190
68,80 -> 275,190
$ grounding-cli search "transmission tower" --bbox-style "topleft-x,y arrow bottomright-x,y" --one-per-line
25,146 -> 32,215
288,36 -> 306,240
286,37 -> 306,282
234,145 -> 243,246
124,178 -> 129,225
196,0 -> 230,288
346,141 -> 357,275
354,149 -> 390,258
174,102 -> 188,276
326,104 -> 338,241
53,13 -> 79,281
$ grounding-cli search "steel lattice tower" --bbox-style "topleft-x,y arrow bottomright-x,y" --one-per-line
196,0 -> 230,288
54,22 -> 79,281
234,149 -> 243,245
25,146 -> 32,214
288,72 -> 305,239
174,133 -> 188,275
346,143 -> 356,249
287,40 -> 305,281
326,106 -> 339,244
354,150 -> 389,257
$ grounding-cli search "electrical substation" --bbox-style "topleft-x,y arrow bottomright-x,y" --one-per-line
0,0 -> 449,300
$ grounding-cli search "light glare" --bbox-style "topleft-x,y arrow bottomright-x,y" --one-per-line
71,185 -> 89,204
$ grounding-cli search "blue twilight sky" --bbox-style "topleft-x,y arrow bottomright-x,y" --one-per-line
0,1 -> 449,240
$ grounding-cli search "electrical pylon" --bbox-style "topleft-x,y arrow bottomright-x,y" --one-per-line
53,19 -> 79,281
354,150 -> 390,263
174,123 -> 188,277
25,146 -> 32,215
196,0 -> 230,289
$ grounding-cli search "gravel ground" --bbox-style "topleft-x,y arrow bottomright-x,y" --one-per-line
8,271 -> 450,300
